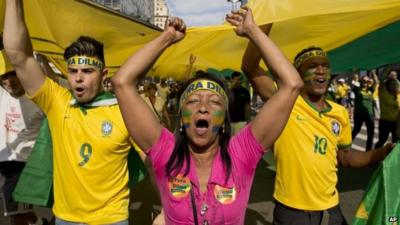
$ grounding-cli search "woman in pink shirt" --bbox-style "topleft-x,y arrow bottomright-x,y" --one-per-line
113,7 -> 303,225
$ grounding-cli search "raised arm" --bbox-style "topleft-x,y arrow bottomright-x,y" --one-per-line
226,7 -> 303,149
112,18 -> 186,151
3,0 -> 45,96
183,54 -> 196,80
241,24 -> 275,101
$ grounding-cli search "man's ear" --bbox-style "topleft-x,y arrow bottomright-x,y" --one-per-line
101,68 -> 109,83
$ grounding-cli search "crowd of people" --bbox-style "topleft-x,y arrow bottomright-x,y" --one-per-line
0,1 -> 398,225
327,69 -> 400,151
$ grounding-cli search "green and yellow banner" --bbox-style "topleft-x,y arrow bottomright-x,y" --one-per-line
1,0 -> 400,78
352,145 -> 400,225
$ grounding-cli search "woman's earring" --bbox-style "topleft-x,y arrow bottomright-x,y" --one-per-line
179,126 -> 183,132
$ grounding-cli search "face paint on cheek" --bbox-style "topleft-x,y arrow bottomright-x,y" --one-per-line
303,71 -> 316,82
211,110 -> 225,133
303,80 -> 313,86
326,69 -> 332,80
181,110 -> 192,129
303,69 -> 331,82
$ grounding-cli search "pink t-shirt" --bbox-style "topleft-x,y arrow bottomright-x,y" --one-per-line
147,125 -> 266,225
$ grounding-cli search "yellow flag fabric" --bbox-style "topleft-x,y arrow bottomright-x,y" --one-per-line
0,49 -> 14,75
1,0 -> 400,80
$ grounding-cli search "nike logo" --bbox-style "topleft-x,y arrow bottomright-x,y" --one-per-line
296,115 -> 307,121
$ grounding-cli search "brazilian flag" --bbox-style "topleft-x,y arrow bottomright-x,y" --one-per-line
352,145 -> 400,225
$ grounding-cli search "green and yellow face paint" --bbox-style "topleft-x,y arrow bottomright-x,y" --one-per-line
181,109 -> 226,134
181,109 -> 192,129
302,69 -> 331,84
211,110 -> 226,133
67,56 -> 104,70
179,79 -> 229,133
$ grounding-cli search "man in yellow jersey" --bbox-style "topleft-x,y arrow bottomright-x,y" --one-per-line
3,1 -> 138,224
335,78 -> 350,107
375,70 -> 400,148
241,35 -> 393,224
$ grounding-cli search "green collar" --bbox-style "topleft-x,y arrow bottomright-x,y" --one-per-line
301,95 -> 332,116
70,91 -> 117,114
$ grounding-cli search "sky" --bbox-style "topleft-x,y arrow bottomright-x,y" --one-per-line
165,0 -> 237,27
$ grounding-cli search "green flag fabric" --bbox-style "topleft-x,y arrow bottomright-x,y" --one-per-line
329,20 -> 400,72
13,119 -> 54,207
352,145 -> 400,225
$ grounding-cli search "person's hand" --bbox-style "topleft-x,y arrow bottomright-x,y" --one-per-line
225,6 -> 256,37
381,142 -> 395,159
152,209 -> 165,225
164,17 -> 186,44
189,54 -> 197,65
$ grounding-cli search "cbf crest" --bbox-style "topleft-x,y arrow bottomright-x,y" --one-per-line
331,120 -> 340,136
101,120 -> 113,137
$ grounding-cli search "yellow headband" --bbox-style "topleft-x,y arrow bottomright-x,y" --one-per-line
294,50 -> 327,69
179,79 -> 228,107
67,56 -> 104,70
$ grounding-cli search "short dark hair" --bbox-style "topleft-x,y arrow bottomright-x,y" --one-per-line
231,71 -> 241,79
385,79 -> 399,93
0,71 -> 17,80
64,36 -> 105,65
146,82 -> 158,91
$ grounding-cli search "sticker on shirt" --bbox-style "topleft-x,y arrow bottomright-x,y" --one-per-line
168,174 -> 191,198
101,120 -> 113,137
331,120 -> 340,136
214,185 -> 237,204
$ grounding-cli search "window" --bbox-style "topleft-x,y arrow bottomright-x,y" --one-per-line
104,0 -> 111,6
111,0 -> 120,8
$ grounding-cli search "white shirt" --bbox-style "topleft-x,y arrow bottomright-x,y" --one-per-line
0,87 -> 44,162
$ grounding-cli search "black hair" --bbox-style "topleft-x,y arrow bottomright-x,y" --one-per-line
231,71 -> 241,79
146,82 -> 158,91
166,71 -> 233,182
0,71 -> 17,80
385,79 -> 399,94
294,46 -> 324,65
64,36 -> 105,65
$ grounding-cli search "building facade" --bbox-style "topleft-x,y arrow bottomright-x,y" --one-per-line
153,0 -> 169,29
90,0 -> 169,28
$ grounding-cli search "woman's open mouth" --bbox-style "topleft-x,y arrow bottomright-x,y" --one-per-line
195,119 -> 209,135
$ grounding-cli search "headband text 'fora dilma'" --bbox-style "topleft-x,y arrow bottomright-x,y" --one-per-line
179,79 -> 228,108
67,56 -> 104,70
294,50 -> 327,69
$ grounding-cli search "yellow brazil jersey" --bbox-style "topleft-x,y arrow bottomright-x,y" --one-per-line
273,96 -> 352,210
335,84 -> 349,99
373,84 -> 379,99
379,87 -> 400,122
30,78 -> 132,224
